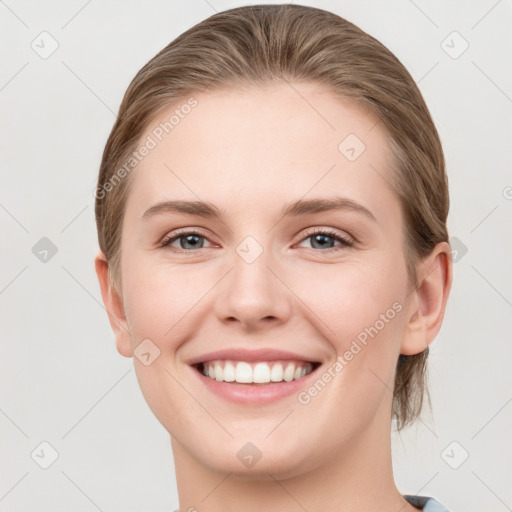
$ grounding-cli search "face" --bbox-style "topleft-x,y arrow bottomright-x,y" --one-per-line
112,81 -> 416,477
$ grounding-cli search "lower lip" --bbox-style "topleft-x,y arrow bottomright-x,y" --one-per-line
191,365 -> 320,405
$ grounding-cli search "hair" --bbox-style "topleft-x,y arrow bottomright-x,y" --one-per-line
95,3 -> 449,430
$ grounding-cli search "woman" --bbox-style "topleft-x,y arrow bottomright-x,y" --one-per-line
94,4 -> 453,511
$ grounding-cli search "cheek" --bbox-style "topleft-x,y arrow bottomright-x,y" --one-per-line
290,269 -> 406,438
296,257 -> 407,392
302,256 -> 406,341
121,256 -> 217,348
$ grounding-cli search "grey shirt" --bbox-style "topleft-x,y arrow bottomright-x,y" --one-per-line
405,495 -> 450,511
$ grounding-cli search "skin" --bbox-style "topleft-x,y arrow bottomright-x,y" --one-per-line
95,81 -> 452,512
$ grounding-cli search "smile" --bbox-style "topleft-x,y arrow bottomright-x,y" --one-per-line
188,348 -> 323,404
198,360 -> 317,384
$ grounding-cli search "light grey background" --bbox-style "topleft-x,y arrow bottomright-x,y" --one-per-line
1,1 -> 511,511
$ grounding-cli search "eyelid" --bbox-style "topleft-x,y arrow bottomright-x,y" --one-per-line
159,227 -> 217,249
296,226 -> 354,248
159,225 -> 355,253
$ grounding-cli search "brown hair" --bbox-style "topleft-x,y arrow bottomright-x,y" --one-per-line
95,4 -> 449,430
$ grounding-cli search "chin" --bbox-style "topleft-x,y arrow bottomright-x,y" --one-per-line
190,435 -> 325,481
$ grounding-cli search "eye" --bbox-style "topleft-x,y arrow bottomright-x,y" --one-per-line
160,229 -> 214,252
297,227 -> 353,251
159,227 -> 354,254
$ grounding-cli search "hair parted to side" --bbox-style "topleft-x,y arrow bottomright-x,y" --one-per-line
95,3 -> 449,430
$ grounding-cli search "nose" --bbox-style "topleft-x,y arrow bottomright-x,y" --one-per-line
213,243 -> 293,332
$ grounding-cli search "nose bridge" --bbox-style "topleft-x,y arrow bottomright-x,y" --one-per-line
231,234 -> 277,305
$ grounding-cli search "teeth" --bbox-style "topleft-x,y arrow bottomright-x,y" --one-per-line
223,361 -> 236,382
235,362 -> 252,383
200,360 -> 314,384
253,362 -> 271,383
283,363 -> 295,382
270,363 -> 283,382
214,362 -> 223,381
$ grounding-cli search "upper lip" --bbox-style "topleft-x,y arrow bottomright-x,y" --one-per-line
187,348 -> 322,366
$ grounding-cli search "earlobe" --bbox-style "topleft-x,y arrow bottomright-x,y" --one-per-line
94,250 -> 133,358
400,241 -> 453,355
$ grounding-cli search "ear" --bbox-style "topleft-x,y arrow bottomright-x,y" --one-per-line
94,250 -> 133,358
400,241 -> 453,355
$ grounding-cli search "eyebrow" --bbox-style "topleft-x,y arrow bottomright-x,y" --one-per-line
142,196 -> 376,222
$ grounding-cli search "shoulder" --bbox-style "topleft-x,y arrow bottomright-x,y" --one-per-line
404,494 -> 451,511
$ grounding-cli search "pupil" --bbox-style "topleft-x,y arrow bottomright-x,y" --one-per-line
182,235 -> 202,249
313,234 -> 333,249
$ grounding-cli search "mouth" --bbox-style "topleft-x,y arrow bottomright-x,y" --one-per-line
187,348 -> 323,404
193,359 -> 321,385
189,355 -> 322,405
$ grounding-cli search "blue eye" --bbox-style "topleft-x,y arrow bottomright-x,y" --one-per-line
160,227 -> 353,253
298,228 -> 353,251
160,230 -> 212,251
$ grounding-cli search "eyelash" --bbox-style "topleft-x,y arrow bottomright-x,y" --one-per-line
159,227 -> 354,254
300,227 -> 354,251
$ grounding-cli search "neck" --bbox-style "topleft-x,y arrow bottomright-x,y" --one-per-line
171,408 -> 418,512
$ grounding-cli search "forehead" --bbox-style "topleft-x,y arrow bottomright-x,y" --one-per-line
125,81 -> 399,222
